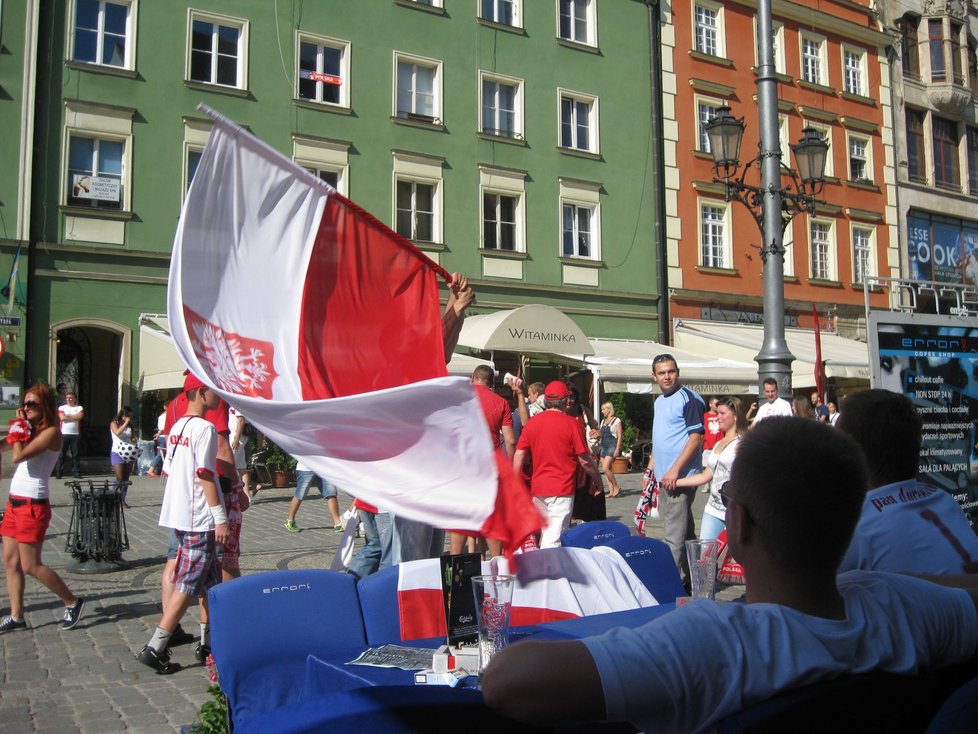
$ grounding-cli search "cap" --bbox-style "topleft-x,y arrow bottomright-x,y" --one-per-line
183,370 -> 206,393
544,380 -> 570,400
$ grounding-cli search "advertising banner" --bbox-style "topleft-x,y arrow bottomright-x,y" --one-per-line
907,211 -> 978,286
869,311 -> 978,529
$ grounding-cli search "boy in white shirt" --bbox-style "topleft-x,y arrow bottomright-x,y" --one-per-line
136,373 -> 228,674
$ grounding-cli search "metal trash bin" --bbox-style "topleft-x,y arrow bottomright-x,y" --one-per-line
64,480 -> 131,573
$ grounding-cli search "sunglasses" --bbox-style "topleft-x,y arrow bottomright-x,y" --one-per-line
720,480 -> 736,509
652,353 -> 675,365
23,400 -> 40,409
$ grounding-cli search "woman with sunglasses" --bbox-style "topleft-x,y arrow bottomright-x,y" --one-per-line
0,383 -> 84,632
675,395 -> 748,540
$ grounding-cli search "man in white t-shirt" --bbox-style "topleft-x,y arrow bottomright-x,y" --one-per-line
483,418 -> 978,733
54,392 -> 84,479
747,377 -> 792,425
837,389 -> 978,575
136,372 -> 228,675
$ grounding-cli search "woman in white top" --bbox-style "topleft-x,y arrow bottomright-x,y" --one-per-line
676,396 -> 748,540
0,383 -> 84,632
109,406 -> 134,507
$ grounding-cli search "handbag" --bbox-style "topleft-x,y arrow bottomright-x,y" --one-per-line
633,475 -> 660,537
114,441 -> 140,462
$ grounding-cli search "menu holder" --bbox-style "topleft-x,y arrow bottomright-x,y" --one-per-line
440,552 -> 481,646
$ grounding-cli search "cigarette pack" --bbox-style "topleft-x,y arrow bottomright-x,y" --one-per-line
432,644 -> 481,673
414,668 -> 470,687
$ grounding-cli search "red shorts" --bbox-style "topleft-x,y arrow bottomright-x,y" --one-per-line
0,497 -> 52,543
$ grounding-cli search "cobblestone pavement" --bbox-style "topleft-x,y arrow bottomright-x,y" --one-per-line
0,470 -> 727,732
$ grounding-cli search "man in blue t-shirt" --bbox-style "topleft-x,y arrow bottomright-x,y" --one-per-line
642,354 -> 705,583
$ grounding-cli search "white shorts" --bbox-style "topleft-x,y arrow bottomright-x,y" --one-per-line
538,495 -> 575,548
232,436 -> 248,470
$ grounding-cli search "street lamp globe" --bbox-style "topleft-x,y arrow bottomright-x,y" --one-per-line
705,106 -> 745,179
790,126 -> 829,193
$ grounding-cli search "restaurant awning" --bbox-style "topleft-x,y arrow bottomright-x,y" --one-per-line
673,318 -> 871,385
457,304 -> 594,355
138,314 -> 187,392
446,353 -> 495,376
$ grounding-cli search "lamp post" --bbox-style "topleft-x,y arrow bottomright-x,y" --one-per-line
704,0 -> 828,397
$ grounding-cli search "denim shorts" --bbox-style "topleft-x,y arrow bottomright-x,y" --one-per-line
295,470 -> 337,501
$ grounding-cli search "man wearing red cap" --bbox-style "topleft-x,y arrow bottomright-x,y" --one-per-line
514,381 -> 603,548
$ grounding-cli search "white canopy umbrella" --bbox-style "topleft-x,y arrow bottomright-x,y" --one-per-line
457,304 -> 594,356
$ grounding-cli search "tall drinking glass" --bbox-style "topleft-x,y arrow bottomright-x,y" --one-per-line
470,574 -> 515,677
685,539 -> 720,600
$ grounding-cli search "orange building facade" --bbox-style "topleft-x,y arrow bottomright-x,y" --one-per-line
663,0 -> 895,337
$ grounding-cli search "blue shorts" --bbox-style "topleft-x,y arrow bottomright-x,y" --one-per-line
295,470 -> 337,501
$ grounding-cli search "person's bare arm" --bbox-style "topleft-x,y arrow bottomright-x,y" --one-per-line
513,448 -> 527,473
501,425 -> 516,461
12,426 -> 61,463
482,640 -> 605,724
613,420 -> 623,457
675,466 -> 714,488
513,384 -> 530,429
200,475 -> 229,546
442,273 -> 475,358
215,432 -> 236,482
577,452 -> 603,494
659,432 -> 703,490
230,415 -> 244,451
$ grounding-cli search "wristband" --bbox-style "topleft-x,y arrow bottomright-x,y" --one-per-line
209,503 -> 228,525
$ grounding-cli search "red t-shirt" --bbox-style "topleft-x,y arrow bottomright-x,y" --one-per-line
164,393 -> 230,435
474,384 -> 513,448
703,411 -> 722,451
515,409 -> 588,498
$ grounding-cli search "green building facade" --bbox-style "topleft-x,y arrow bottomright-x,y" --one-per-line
8,0 -> 663,449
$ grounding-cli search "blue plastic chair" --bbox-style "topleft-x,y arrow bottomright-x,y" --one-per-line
605,535 -> 686,603
208,569 -> 367,728
927,675 -> 978,733
356,565 -> 404,645
559,520 -> 630,549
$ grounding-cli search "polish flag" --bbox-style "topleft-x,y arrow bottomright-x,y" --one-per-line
395,548 -> 661,641
167,106 -> 542,552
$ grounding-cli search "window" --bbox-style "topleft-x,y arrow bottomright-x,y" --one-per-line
696,99 -> 723,152
67,135 -> 124,210
809,219 -> 835,280
801,34 -> 825,85
897,15 -> 920,79
392,151 -> 442,244
783,225 -> 795,277
480,72 -> 523,139
395,53 -> 441,123
183,117 -> 211,198
906,108 -> 926,182
852,226 -> 873,285
699,202 -> 729,268
559,89 -> 598,153
481,0 -> 519,26
969,38 -> 978,94
559,178 -> 601,260
779,115 -> 790,163
950,21 -> 963,84
72,0 -> 132,68
933,116 -> 960,190
929,19 -> 945,81
480,167 -> 526,253
188,12 -> 247,88
772,23 -> 786,74
968,127 -> 978,196
186,149 -> 203,193
295,135 -> 350,196
848,135 -> 870,182
843,47 -> 865,95
694,2 -> 723,57
558,0 -> 595,46
297,35 -> 349,107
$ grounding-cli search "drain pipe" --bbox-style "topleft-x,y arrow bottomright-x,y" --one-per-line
645,0 -> 670,345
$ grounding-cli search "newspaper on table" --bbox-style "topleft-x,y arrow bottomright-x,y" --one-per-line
348,644 -> 435,670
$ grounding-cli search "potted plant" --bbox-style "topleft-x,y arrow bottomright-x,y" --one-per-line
608,393 -> 637,474
263,439 -> 296,487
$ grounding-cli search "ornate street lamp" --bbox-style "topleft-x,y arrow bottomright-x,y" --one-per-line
701,0 -> 830,397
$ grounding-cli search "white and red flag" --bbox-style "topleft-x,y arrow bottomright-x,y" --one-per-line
168,106 -> 541,552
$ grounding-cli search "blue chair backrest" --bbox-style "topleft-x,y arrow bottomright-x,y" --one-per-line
357,565 -> 404,644
605,535 -> 686,603
209,569 -> 367,728
560,520 -> 630,549
927,675 -> 978,733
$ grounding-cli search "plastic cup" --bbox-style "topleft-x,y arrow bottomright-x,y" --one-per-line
471,574 -> 516,676
685,539 -> 720,600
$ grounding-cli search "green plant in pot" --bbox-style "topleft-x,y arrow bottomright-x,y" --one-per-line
264,439 -> 296,484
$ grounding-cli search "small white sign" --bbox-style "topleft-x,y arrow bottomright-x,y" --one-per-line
72,175 -> 121,202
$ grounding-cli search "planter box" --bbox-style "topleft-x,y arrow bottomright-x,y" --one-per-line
611,457 -> 631,474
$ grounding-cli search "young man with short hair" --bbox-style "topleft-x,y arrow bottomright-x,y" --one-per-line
747,377 -> 792,424
54,392 -> 84,479
137,373 -> 229,674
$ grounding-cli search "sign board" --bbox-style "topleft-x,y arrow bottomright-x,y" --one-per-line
700,306 -> 799,328
907,211 -> 978,286
71,174 -> 121,202
869,310 -> 978,528
0,317 -> 21,327
308,72 -> 342,85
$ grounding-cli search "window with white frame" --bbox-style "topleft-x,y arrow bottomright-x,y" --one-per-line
183,117 -> 210,197
843,47 -> 866,95
186,148 -> 203,193
393,151 -> 442,243
559,89 -> 598,153
67,135 -> 125,209
852,225 -> 873,284
779,115 -> 790,162
72,0 -> 133,68
297,35 -> 349,107
481,0 -> 520,27
694,2 -> 723,57
559,179 -> 601,260
480,167 -> 526,252
696,98 -> 724,152
394,53 -> 441,123
801,33 -> 825,85
557,0 -> 595,46
481,72 -> 523,139
699,201 -> 730,268
295,134 -> 350,196
753,18 -> 786,74
802,122 -> 833,177
188,11 -> 248,88
783,224 -> 795,276
848,134 -> 870,182
809,219 -> 835,280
